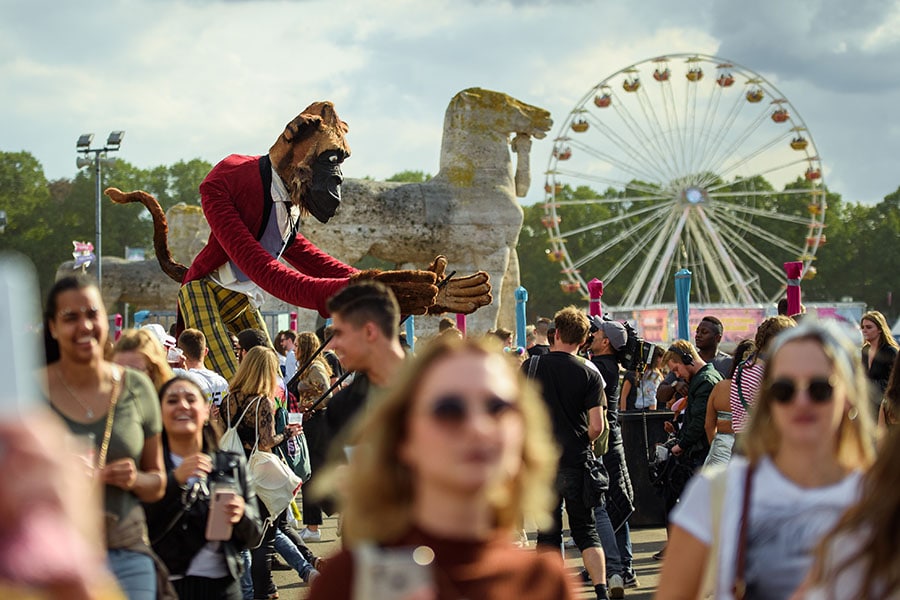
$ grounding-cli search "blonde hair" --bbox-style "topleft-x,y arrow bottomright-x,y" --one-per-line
809,427 -> 900,599
113,328 -> 174,391
294,331 -> 332,378
661,339 -> 700,367
741,320 -> 875,470
321,337 -> 558,545
229,346 -> 281,398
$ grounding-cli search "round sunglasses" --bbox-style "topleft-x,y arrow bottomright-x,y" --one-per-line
427,394 -> 519,427
767,377 -> 835,404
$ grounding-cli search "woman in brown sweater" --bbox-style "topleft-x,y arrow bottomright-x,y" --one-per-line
309,337 -> 574,600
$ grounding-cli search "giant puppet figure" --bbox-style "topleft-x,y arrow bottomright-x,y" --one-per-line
105,101 -> 491,379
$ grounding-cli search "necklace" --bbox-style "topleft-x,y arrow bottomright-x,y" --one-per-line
55,366 -> 109,419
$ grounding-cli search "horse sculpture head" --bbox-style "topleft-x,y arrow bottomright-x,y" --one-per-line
269,101 -> 352,223
443,88 -> 552,197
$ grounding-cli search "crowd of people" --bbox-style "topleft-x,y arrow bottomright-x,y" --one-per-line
6,271 -> 900,600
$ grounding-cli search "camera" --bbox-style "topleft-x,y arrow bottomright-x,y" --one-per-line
211,451 -> 240,486
616,320 -> 655,372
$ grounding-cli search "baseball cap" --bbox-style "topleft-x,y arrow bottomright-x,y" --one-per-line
142,323 -> 176,349
591,317 -> 627,351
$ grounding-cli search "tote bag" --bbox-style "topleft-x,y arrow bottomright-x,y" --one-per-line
248,399 -> 302,518
274,405 -> 313,482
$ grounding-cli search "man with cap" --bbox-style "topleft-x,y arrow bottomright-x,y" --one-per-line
589,318 -> 638,592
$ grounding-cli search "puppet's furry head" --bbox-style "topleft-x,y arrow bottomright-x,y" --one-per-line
269,101 -> 351,222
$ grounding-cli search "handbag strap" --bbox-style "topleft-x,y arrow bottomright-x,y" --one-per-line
701,465 -> 728,598
732,462 -> 755,600
734,360 -> 750,411
229,394 -> 262,431
251,396 -> 265,454
96,367 -> 123,471
526,355 -> 540,379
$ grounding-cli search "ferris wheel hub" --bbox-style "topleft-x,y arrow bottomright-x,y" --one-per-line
682,186 -> 707,205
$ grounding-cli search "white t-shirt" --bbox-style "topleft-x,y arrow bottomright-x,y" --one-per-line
284,350 -> 298,382
672,456 -> 862,600
188,367 -> 230,406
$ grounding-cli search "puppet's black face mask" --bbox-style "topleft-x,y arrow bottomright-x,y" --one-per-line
308,150 -> 344,223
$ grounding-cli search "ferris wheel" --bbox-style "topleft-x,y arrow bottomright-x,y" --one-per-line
542,53 -> 826,306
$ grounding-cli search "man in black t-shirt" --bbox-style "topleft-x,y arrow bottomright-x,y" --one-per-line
524,306 -> 613,600
527,316 -> 552,357
589,318 -> 638,591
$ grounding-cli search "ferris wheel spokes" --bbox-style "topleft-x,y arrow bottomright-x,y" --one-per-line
567,206 -> 672,272
708,200 -> 819,226
691,87 -> 751,180
620,209 -> 684,306
632,83 -> 685,177
695,207 -> 756,304
639,207 -> 691,306
705,205 -> 805,255
552,169 -> 666,196
711,218 -> 790,282
559,200 -> 674,244
567,136 -> 663,184
602,215 -> 673,285
549,194 -> 675,206
712,129 -> 796,184
609,89 -> 683,180
702,109 -> 772,181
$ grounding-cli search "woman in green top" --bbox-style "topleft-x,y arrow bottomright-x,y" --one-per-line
42,276 -> 167,600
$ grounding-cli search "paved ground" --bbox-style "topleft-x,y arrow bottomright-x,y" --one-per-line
272,516 -> 667,599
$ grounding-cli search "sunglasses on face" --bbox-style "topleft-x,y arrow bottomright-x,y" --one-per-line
767,377 -> 835,404
426,394 -> 519,427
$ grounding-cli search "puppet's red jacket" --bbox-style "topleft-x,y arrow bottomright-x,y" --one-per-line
184,154 -> 357,316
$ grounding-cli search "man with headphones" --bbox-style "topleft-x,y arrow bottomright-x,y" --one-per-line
656,316 -> 731,407
660,341 -> 722,465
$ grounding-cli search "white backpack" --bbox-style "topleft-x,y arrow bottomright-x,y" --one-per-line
219,396 -> 261,455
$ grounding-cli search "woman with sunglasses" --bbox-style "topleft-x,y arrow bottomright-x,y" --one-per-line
658,320 -> 875,600
308,337 -> 574,599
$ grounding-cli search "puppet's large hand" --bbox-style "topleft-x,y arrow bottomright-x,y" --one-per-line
349,269 -> 439,316
426,256 -> 492,315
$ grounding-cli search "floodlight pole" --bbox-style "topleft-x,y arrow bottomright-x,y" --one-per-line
77,132 -> 124,290
93,154 -> 103,288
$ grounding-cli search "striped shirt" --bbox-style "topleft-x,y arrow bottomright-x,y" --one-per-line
730,360 -> 765,433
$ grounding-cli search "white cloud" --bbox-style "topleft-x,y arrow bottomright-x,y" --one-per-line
1,0 -> 898,207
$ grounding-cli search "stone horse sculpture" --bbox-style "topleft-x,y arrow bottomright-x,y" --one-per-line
301,87 -> 552,333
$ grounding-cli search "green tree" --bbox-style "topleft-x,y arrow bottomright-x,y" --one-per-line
386,170 -> 431,183
0,152 -> 80,300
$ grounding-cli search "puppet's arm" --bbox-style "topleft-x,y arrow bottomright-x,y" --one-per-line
350,256 -> 491,316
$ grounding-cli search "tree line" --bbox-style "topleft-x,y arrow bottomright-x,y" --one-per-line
0,151 -> 897,323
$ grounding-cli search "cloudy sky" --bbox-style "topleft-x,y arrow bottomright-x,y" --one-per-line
2,0 -> 899,206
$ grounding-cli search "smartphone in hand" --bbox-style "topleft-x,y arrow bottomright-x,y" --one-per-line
0,255 -> 41,420
205,483 -> 237,541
